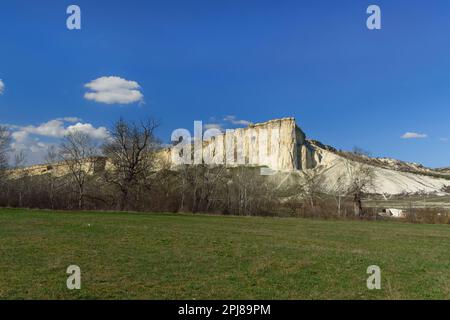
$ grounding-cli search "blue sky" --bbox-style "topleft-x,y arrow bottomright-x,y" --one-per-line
0,0 -> 450,167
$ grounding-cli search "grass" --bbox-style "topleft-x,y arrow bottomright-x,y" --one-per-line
0,208 -> 449,300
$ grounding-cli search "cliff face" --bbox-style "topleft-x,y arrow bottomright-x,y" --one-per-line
204,117 -> 301,171
171,117 -> 318,171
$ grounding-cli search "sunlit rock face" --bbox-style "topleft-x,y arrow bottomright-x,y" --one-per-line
188,117 -> 317,171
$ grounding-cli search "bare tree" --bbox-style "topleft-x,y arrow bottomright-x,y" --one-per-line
330,173 -> 348,217
103,118 -> 160,210
13,150 -> 28,207
301,169 -> 325,209
0,127 -> 11,206
232,167 -> 253,215
59,131 -> 98,210
177,164 -> 190,212
0,126 -> 10,174
14,150 -> 27,168
225,167 -> 271,216
180,164 -> 228,213
347,163 -> 375,216
45,145 -> 60,209
352,146 -> 371,157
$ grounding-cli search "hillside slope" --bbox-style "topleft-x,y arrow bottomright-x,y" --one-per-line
309,142 -> 450,195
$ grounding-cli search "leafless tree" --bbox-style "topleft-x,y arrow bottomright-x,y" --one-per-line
352,146 -> 371,157
330,172 -> 349,217
44,145 -> 61,209
13,150 -> 28,207
177,164 -> 190,212
185,164 -> 228,213
224,167 -> 272,216
0,126 -> 11,206
59,131 -> 99,210
14,150 -> 27,168
103,118 -> 160,210
301,169 -> 325,209
347,163 -> 375,216
0,126 -> 10,175
231,167 -> 253,215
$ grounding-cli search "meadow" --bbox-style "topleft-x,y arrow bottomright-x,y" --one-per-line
0,208 -> 449,299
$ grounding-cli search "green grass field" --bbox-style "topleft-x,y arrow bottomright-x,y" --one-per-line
0,208 -> 449,300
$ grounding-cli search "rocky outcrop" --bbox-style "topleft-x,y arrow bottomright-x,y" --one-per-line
7,157 -> 108,179
172,117 -> 318,171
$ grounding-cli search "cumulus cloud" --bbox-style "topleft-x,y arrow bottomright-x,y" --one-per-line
204,123 -> 223,130
11,130 -> 29,143
56,117 -> 82,123
66,123 -> 109,140
6,118 -> 109,164
10,139 -> 50,158
11,119 -> 109,141
84,76 -> 144,105
201,115 -> 251,132
401,132 -> 428,139
223,115 -> 252,126
19,119 -> 68,139
0,79 -> 4,95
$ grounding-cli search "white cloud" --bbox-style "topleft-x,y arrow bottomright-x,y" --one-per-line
6,118 -> 109,164
439,137 -> 448,143
11,140 -> 49,155
11,130 -> 29,143
201,115 -> 251,132
223,115 -> 252,126
84,76 -> 144,105
204,123 -> 223,130
56,117 -> 82,123
66,123 -> 109,140
20,119 -> 68,139
9,138 -> 54,167
11,119 -> 109,141
401,132 -> 428,139
0,79 -> 4,95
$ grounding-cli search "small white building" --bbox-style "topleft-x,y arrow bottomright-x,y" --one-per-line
380,208 -> 406,218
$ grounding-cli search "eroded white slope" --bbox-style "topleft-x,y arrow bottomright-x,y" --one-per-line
313,147 -> 450,195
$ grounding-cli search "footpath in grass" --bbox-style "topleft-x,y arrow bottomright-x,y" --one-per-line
0,208 -> 449,299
